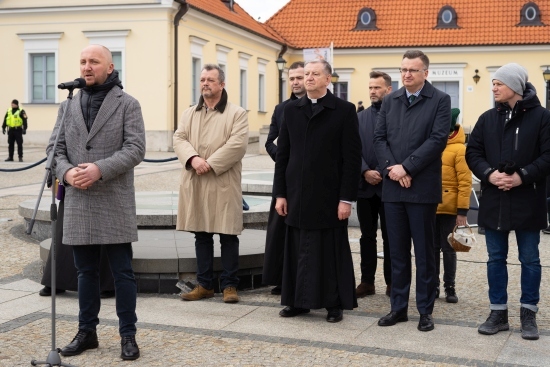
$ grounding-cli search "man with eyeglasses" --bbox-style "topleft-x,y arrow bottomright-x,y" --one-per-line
374,50 -> 450,332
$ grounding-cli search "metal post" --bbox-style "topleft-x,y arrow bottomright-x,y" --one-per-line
278,69 -> 283,104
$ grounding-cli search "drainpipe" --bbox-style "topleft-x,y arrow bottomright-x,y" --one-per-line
173,0 -> 189,131
278,45 -> 288,102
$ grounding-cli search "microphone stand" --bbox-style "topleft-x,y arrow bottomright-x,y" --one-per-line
30,86 -> 78,367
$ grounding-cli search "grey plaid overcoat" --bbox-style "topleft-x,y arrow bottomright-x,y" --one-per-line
54,86 -> 146,245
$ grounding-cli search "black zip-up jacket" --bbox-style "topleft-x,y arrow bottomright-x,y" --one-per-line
466,83 -> 550,230
265,93 -> 299,161
357,102 -> 383,199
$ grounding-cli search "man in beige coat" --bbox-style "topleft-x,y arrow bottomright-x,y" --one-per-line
174,64 -> 248,303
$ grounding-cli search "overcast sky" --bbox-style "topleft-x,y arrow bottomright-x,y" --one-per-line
236,0 -> 290,22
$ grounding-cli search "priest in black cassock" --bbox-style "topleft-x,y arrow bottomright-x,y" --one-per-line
273,59 -> 362,323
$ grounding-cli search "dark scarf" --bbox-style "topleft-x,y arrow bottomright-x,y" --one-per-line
371,101 -> 382,112
80,70 -> 123,131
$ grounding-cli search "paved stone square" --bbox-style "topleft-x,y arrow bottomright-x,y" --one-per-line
0,145 -> 549,366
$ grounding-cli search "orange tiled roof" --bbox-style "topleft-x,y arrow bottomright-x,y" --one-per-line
265,0 -> 550,48
186,0 -> 284,45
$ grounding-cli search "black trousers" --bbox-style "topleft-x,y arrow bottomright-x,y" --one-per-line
384,202 -> 438,315
194,232 -> 239,290
7,128 -> 23,158
262,197 -> 286,286
434,214 -> 457,288
357,195 -> 391,285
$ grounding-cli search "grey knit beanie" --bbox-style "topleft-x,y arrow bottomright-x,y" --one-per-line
492,63 -> 528,96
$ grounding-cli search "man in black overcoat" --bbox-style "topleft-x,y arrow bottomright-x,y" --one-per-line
373,50 -> 450,332
273,59 -> 361,323
263,61 -> 305,295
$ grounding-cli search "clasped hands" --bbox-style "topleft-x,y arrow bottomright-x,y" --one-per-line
387,164 -> 412,188
363,170 -> 382,185
64,163 -> 102,190
191,156 -> 211,176
275,198 -> 352,220
489,171 -> 522,191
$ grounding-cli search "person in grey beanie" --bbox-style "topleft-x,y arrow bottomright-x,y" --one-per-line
466,62 -> 550,340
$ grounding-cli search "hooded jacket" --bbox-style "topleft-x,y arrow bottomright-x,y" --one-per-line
437,125 -> 472,215
466,83 -> 550,230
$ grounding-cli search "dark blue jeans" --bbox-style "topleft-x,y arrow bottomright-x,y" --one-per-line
73,243 -> 137,336
194,232 -> 239,290
484,229 -> 541,309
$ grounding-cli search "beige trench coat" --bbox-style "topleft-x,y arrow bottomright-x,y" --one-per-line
173,96 -> 248,235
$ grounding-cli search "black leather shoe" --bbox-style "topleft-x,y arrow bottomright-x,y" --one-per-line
418,314 -> 434,332
326,308 -> 343,323
271,285 -> 282,295
39,286 -> 66,297
4,157 -> 13,162
279,306 -> 310,317
121,335 -> 140,360
60,329 -> 99,356
378,310 -> 408,326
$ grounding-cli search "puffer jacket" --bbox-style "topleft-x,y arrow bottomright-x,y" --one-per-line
466,83 -> 550,231
437,125 -> 472,216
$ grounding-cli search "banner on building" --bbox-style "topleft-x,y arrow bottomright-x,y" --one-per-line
303,47 -> 332,64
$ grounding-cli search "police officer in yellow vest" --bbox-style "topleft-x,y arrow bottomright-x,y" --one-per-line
2,99 -> 28,162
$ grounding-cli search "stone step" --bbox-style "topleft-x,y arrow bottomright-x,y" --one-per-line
40,228 -> 268,294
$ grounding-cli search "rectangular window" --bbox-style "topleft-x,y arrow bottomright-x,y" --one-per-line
31,53 -> 55,103
192,57 -> 201,105
333,82 -> 348,101
240,69 -> 247,109
432,81 -> 460,109
258,74 -> 265,112
112,51 -> 123,82
391,81 -> 399,92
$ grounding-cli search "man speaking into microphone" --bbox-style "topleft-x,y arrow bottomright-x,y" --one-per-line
50,44 -> 145,360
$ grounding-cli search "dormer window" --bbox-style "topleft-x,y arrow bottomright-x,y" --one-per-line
354,8 -> 378,30
435,6 -> 459,29
517,2 -> 544,26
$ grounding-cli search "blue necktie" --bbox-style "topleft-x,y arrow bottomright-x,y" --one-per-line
409,95 -> 416,104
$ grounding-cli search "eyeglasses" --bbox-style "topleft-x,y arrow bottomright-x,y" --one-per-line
399,68 -> 426,74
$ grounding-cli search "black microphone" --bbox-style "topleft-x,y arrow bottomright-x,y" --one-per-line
57,78 -> 86,90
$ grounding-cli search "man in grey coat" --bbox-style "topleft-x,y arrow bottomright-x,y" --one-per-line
53,45 -> 145,360
374,50 -> 450,332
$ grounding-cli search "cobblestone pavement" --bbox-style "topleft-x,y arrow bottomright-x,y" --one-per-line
0,145 -> 549,366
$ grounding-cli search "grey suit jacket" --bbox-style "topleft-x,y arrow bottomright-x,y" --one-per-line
54,86 -> 146,245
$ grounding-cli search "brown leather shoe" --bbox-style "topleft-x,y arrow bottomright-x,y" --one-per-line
223,286 -> 239,303
356,282 -> 375,297
180,284 -> 214,301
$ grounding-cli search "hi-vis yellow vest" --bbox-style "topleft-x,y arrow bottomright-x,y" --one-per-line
6,108 -> 23,128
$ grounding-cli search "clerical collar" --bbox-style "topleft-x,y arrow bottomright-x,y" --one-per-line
308,92 -> 327,104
